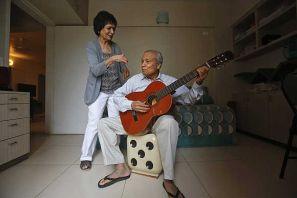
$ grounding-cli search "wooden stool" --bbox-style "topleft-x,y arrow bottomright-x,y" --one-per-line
127,134 -> 163,178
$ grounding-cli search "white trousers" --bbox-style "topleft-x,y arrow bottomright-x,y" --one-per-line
97,115 -> 180,180
80,92 -> 118,161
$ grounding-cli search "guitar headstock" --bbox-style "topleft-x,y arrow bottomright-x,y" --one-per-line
205,51 -> 234,69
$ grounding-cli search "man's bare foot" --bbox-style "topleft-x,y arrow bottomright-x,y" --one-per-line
163,180 -> 185,198
98,163 -> 131,187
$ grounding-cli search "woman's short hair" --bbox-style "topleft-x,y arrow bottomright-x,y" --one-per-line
93,10 -> 117,36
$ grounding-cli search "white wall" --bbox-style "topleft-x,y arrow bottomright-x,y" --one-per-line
47,0 -> 236,134
47,25 -> 214,134
46,27 -> 91,134
114,27 -> 214,77
43,0 -> 290,134
88,0 -> 215,26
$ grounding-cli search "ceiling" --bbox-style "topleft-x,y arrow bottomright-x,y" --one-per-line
9,0 -> 88,66
12,0 -> 88,26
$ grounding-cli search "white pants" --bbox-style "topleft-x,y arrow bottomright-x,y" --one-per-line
80,92 -> 118,161
97,115 -> 180,180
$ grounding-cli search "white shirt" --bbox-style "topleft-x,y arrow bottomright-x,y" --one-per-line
113,73 -> 204,112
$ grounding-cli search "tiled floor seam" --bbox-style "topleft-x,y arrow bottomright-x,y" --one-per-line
185,158 -> 243,163
181,152 -> 213,198
121,180 -> 128,198
33,164 -> 73,198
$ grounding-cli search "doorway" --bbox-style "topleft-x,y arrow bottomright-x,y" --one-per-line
9,3 -> 46,134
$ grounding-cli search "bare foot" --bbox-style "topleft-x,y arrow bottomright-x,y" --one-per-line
163,180 -> 185,198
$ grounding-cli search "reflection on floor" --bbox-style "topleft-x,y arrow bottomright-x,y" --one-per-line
1,133 -> 297,198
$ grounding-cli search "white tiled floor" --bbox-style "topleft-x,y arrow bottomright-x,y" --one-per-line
1,133 -> 297,198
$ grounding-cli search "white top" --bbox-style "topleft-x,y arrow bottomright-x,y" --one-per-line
113,73 -> 204,112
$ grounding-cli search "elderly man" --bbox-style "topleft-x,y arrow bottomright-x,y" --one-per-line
97,50 -> 209,197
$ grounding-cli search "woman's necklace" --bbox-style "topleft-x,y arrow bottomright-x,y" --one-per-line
99,39 -> 111,54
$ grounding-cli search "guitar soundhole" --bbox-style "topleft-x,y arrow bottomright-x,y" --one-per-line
147,94 -> 158,106
146,161 -> 153,169
130,140 -> 137,148
131,158 -> 137,166
138,150 -> 145,158
146,142 -> 154,150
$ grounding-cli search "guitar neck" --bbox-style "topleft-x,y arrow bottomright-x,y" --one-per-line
154,50 -> 234,101
156,68 -> 200,100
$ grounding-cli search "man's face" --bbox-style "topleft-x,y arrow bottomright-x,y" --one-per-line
141,52 -> 160,79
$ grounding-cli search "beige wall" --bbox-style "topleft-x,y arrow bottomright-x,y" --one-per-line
47,25 -> 215,134
46,26 -> 91,134
47,0 -> 232,134
46,0 -> 286,134
88,0 -> 215,26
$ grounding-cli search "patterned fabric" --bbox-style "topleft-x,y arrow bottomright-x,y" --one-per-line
100,53 -> 122,94
97,104 -> 235,148
173,104 -> 235,147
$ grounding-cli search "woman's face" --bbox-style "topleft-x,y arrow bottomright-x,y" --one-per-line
99,23 -> 116,41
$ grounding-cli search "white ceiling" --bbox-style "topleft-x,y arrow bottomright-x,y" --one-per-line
13,0 -> 88,26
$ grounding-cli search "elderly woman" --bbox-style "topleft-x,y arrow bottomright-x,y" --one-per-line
80,10 -> 129,170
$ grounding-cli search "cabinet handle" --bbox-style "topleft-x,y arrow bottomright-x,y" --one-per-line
9,141 -> 18,146
8,97 -> 18,101
9,123 -> 18,127
9,108 -> 18,111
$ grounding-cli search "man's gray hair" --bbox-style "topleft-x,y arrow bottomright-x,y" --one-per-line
144,50 -> 163,66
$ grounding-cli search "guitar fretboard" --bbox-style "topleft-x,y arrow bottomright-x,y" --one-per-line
156,69 -> 199,100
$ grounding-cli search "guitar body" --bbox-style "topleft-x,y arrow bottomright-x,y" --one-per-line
119,50 -> 234,135
120,81 -> 172,135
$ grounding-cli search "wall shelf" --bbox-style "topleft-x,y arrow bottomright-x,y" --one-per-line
235,30 -> 297,61
232,0 -> 297,61
258,3 -> 296,29
234,28 -> 256,44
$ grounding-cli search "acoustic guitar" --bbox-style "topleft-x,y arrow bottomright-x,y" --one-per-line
120,51 -> 234,135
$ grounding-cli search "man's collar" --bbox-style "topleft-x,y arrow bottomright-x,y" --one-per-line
141,73 -> 162,80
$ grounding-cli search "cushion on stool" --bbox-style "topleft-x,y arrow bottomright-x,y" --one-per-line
127,134 -> 163,178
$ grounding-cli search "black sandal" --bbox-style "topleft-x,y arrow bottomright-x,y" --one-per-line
162,182 -> 185,198
98,174 -> 131,188
80,160 -> 92,170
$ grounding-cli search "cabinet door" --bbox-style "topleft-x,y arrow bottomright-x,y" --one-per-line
0,105 -> 7,121
7,118 -> 30,138
7,93 -> 29,104
0,140 -> 8,165
0,121 -> 8,141
6,134 -> 30,162
268,91 -> 294,144
0,94 -> 7,104
7,104 -> 30,119
246,92 -> 270,137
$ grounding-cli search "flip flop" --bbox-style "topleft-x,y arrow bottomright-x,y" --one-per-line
162,182 -> 185,198
98,174 -> 131,188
